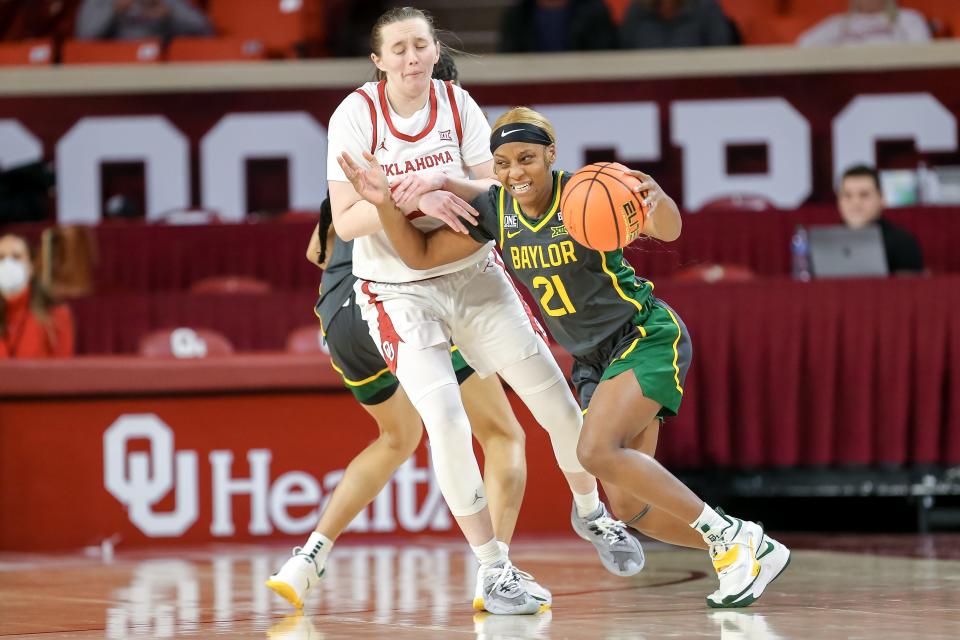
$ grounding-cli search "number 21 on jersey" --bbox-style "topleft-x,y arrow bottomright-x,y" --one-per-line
533,274 -> 576,317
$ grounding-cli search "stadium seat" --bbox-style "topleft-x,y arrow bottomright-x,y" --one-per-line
190,276 -> 272,294
602,0 -> 631,24
151,209 -> 223,225
903,0 -> 960,36
698,194 -> 777,212
672,263 -> 756,283
206,0 -> 325,58
62,39 -> 163,64
285,324 -> 328,354
138,327 -> 235,358
167,36 -> 267,62
0,39 -> 54,66
725,0 -> 843,45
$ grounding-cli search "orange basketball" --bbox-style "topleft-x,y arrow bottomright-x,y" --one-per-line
560,162 -> 647,251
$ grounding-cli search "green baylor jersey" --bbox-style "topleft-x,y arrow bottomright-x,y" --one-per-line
467,171 -> 654,357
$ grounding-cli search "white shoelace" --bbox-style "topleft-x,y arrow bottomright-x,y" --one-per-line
490,561 -> 523,596
515,568 -> 536,581
590,516 -> 629,544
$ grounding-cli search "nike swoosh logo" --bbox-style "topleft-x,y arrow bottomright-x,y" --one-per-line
501,129 -> 523,137
507,229 -> 522,238
755,541 -> 775,560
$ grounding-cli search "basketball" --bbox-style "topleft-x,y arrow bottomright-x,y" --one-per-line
560,162 -> 648,251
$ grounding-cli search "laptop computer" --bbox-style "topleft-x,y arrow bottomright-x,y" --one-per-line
808,225 -> 889,279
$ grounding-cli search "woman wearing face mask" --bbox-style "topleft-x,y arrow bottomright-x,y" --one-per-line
0,234 -> 74,359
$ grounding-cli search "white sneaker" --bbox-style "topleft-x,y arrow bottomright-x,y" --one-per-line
707,534 -> 791,608
571,503 -> 645,576
474,564 -> 551,611
703,511 -> 767,608
472,561 -> 542,615
516,568 -> 552,609
266,547 -> 325,610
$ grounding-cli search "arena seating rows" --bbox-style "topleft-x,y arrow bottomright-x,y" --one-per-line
0,0 -> 324,65
1,0 -> 959,67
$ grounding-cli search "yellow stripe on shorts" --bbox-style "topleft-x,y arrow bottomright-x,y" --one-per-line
330,359 -> 392,387
663,307 -> 684,394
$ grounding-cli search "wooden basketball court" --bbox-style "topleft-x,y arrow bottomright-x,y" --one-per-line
2,535 -> 959,639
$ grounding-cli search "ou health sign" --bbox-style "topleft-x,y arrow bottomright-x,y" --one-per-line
0,68 -> 958,220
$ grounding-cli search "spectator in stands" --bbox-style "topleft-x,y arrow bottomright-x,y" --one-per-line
75,0 -> 212,41
498,0 -> 618,53
837,165 -> 924,274
619,0 -> 735,49
797,0 -> 930,47
0,233 -> 74,358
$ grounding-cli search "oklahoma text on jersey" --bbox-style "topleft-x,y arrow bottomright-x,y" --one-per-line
382,150 -> 457,177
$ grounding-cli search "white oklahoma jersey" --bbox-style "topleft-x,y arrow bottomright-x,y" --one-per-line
327,78 -> 494,283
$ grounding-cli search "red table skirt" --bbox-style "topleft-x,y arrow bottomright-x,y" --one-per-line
659,276 -> 960,469
63,275 -> 960,469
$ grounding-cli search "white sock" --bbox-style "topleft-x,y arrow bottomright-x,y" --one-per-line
497,540 -> 510,556
573,487 -> 601,518
689,504 -> 730,540
303,531 -> 334,568
471,537 -> 506,567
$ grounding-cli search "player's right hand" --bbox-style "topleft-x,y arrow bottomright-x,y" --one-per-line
338,151 -> 391,206
418,191 -> 479,235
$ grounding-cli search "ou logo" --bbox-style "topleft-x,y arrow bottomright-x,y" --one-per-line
381,341 -> 396,362
104,414 -> 199,536
170,328 -> 208,358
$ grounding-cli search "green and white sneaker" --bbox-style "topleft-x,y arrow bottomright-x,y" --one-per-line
702,511 -> 766,608
266,547 -> 325,610
707,535 -> 791,608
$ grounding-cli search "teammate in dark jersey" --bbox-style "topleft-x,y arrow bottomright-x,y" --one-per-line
336,106 -> 793,609
267,56 -> 544,611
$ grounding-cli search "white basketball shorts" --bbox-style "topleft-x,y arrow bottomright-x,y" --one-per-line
354,251 -> 547,404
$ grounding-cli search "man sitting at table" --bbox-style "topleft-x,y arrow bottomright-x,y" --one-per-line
837,164 -> 924,275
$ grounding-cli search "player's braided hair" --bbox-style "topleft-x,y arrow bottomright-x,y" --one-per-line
316,196 -> 333,265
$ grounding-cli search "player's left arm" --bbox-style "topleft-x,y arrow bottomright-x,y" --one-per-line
624,169 -> 682,242
392,160 -> 499,209
393,87 -> 499,207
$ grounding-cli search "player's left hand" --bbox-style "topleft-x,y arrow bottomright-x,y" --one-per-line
392,172 -> 446,208
622,169 -> 664,219
418,190 -> 479,234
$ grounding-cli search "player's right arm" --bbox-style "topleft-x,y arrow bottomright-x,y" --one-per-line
337,151 -> 485,270
328,181 -> 382,241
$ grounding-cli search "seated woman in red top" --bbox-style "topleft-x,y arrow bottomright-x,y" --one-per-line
0,233 -> 74,359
